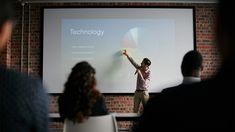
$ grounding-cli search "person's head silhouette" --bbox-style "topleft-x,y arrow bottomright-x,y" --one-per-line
181,50 -> 203,77
181,50 -> 203,84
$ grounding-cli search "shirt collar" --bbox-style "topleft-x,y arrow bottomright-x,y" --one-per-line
182,76 -> 201,84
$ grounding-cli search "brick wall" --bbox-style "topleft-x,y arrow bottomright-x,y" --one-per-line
2,2 -> 219,131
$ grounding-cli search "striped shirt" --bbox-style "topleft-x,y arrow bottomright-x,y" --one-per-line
127,56 -> 151,91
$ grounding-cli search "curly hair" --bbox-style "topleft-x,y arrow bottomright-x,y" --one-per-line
58,61 -> 101,123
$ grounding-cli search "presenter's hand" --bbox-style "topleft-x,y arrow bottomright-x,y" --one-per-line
123,50 -> 128,56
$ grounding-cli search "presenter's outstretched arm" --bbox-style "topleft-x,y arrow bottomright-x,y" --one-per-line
123,50 -> 140,69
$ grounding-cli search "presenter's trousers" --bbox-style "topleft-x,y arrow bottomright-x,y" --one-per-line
134,90 -> 149,113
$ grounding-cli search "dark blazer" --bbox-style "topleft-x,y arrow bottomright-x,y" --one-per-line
136,60 -> 234,132
0,65 -> 49,132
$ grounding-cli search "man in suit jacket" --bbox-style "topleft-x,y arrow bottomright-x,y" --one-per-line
0,0 -> 49,132
136,1 -> 234,131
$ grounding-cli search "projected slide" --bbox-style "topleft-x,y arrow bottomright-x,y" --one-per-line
43,8 -> 194,93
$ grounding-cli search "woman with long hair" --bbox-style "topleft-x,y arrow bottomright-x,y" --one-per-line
58,61 -> 108,123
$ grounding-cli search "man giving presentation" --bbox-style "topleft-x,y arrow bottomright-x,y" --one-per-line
123,50 -> 151,113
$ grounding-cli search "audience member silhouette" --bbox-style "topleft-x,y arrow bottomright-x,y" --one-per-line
180,50 -> 203,84
136,1 -> 234,131
0,0 -> 49,132
58,61 -> 108,123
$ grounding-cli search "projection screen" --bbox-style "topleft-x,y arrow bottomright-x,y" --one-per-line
43,7 -> 195,93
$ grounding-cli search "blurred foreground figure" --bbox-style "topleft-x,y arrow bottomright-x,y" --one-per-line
136,1 -> 234,132
0,0 -> 49,132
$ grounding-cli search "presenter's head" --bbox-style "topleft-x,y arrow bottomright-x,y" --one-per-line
141,58 -> 151,71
